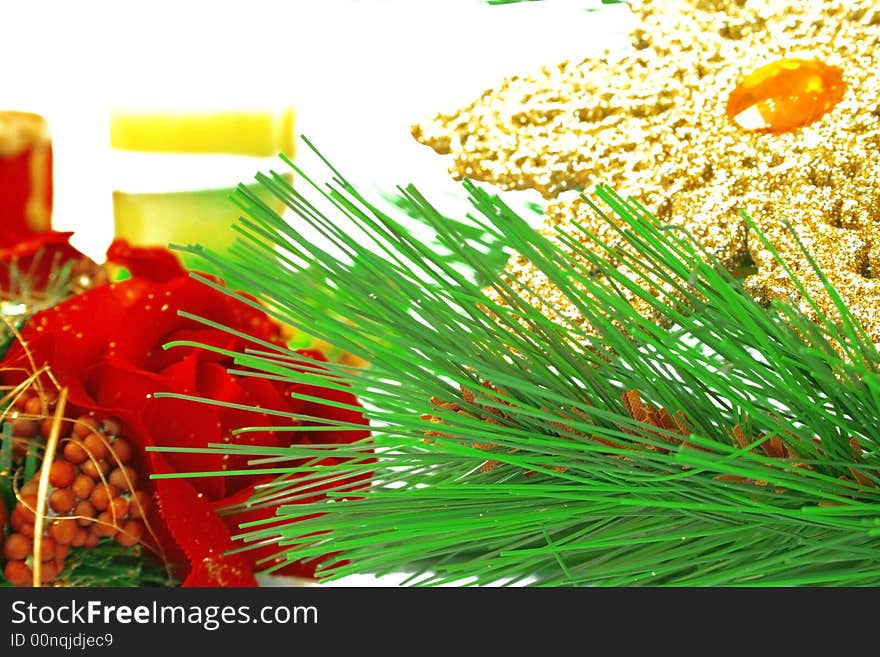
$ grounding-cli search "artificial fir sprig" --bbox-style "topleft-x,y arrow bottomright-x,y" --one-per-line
153,143 -> 880,586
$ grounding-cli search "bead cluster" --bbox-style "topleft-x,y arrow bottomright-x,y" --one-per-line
2,391 -> 150,586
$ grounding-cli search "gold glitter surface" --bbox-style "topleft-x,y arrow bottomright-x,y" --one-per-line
413,0 -> 880,342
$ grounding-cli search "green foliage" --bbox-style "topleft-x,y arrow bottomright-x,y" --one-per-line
61,543 -> 175,587
154,144 -> 880,586
0,543 -> 175,588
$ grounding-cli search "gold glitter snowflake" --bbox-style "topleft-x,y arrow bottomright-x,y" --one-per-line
413,0 -> 880,341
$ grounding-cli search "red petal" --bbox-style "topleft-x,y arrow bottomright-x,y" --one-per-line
4,278 -> 148,383
87,358 -> 227,499
107,239 -> 186,282
295,384 -> 371,445
214,479 -> 337,580
151,327 -> 242,371
152,455 -> 256,587
196,361 -> 289,494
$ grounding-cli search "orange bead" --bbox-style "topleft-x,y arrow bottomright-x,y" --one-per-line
55,542 -> 71,561
38,560 -> 58,582
4,560 -> 32,586
49,488 -> 76,514
74,500 -> 96,526
94,512 -> 119,537
83,433 -> 110,460
11,417 -> 38,438
63,440 -> 89,464
72,474 -> 95,500
24,395 -> 44,417
726,58 -> 845,134
48,518 -> 78,545
71,528 -> 88,547
35,536 -> 56,562
107,496 -> 129,521
115,519 -> 145,547
82,458 -> 110,480
15,495 -> 38,523
3,533 -> 31,560
41,417 -> 70,439
90,484 -> 118,512
72,415 -> 99,438
109,465 -> 137,490
49,460 -> 77,488
108,438 -> 133,465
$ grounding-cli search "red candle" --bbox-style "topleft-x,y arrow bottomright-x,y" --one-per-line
0,111 -> 53,240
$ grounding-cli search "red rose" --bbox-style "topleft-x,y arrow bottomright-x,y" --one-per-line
0,241 -> 370,585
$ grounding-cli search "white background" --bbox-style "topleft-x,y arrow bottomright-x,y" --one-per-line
0,0 -> 632,585
1,0 -> 632,259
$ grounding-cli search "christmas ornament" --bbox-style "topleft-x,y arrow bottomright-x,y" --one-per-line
0,240 -> 371,586
725,58 -> 845,134
413,0 -> 880,341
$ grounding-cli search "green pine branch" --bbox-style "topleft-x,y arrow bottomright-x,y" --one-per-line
151,140 -> 880,586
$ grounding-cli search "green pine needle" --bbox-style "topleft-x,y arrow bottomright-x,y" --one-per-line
380,191 -> 513,286
151,140 -> 880,586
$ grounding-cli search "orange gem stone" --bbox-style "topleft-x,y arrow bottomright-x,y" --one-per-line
726,58 -> 845,134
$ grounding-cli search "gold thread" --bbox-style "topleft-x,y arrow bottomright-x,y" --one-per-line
32,387 -> 67,587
